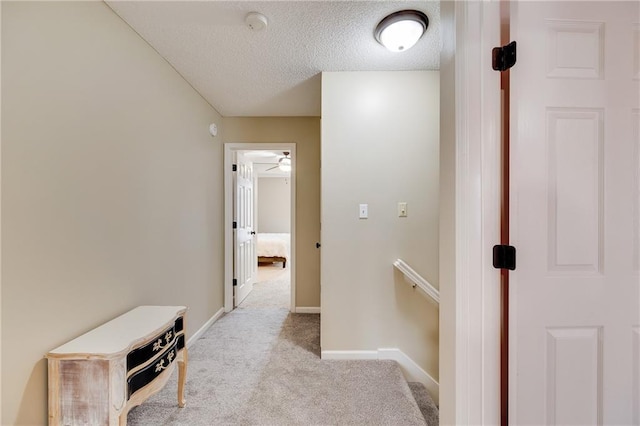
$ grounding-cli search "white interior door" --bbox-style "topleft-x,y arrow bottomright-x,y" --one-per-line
234,152 -> 257,307
510,2 -> 639,424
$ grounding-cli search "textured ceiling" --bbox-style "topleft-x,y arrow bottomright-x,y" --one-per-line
106,1 -> 441,117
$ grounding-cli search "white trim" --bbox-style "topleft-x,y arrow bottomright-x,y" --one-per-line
187,307 -> 224,348
224,143 -> 297,314
320,350 -> 379,360
0,4 -> 3,420
393,259 -> 440,304
321,348 -> 440,405
440,1 -> 502,425
295,307 -> 320,314
224,146 -> 234,312
378,348 -> 440,406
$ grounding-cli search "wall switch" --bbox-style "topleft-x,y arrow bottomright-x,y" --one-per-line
398,202 -> 408,217
359,204 -> 368,219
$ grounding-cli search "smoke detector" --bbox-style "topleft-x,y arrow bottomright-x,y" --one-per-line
246,12 -> 268,31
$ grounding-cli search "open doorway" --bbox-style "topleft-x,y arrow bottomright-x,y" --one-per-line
224,143 -> 296,313
252,150 -> 291,299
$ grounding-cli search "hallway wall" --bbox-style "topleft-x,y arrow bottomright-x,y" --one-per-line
258,177 -> 291,233
224,117 -> 321,308
1,2 -> 224,424
321,71 -> 440,383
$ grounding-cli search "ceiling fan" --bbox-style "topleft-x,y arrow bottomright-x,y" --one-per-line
264,152 -> 291,172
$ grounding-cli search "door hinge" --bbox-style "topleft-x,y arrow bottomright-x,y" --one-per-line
232,164 -> 237,172
492,41 -> 517,71
233,278 -> 237,286
493,245 -> 516,270
232,221 -> 237,229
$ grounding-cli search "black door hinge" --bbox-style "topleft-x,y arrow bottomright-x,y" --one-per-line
232,221 -> 237,229
493,245 -> 516,270
232,164 -> 237,172
492,41 -> 517,71
233,279 -> 237,286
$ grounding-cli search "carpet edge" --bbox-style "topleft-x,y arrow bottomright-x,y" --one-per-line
321,347 -> 439,405
187,307 -> 225,348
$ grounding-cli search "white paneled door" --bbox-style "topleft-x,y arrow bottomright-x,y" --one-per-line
510,2 -> 639,425
234,152 -> 257,307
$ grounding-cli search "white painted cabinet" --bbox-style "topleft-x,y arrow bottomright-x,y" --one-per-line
46,306 -> 188,425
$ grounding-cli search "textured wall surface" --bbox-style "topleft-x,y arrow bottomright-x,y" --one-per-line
321,71 -> 440,380
2,3 -> 224,424
258,177 -> 291,233
224,117 -> 321,308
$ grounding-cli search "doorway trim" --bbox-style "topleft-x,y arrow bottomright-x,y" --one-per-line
439,1 -> 502,425
224,142 -> 297,313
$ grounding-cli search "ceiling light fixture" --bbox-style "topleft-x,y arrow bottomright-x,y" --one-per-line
374,10 -> 429,53
278,153 -> 292,172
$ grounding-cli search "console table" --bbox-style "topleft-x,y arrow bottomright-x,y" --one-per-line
46,306 -> 188,426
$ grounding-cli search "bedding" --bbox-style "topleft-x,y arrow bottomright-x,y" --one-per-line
257,233 -> 290,268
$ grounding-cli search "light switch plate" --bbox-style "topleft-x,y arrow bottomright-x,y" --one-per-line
398,202 -> 408,217
359,204 -> 368,219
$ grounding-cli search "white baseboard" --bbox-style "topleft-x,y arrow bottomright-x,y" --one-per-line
321,350 -> 379,360
321,348 -> 439,405
295,307 -> 320,314
187,307 -> 224,348
377,348 -> 439,406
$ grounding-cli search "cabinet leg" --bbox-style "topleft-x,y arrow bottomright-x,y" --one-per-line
119,410 -> 128,426
177,348 -> 188,408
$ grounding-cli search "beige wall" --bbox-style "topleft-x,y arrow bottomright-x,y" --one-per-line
257,177 -> 291,233
320,71 -> 440,379
1,2 -> 224,424
224,118 -> 321,308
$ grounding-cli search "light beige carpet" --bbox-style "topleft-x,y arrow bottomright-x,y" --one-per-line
256,264 -> 289,284
127,275 -> 431,425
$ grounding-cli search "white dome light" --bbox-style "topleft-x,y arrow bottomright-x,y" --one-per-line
375,10 -> 429,53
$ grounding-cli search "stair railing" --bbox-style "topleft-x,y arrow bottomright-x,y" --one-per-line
393,259 -> 439,305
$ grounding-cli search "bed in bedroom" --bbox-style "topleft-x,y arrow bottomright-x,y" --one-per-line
257,233 -> 290,268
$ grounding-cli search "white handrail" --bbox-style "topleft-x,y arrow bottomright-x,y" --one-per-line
393,259 -> 440,305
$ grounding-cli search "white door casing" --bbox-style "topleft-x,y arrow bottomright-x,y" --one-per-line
438,1 -> 502,424
233,151 -> 257,306
510,2 -> 640,425
223,143 -> 297,314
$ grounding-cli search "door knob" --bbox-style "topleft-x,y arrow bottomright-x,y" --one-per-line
316,242 -> 321,248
